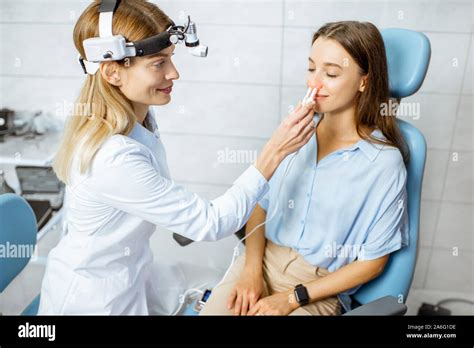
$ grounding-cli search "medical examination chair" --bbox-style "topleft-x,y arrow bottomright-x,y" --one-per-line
342,28 -> 431,315
178,27 -> 431,315
0,28 -> 430,316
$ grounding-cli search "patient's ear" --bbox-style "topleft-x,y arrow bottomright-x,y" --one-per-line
359,74 -> 368,93
100,61 -> 122,87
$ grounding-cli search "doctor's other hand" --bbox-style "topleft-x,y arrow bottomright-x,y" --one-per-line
255,101 -> 316,181
227,269 -> 265,316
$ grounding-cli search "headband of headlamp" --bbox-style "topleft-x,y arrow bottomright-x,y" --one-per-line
79,0 -> 207,74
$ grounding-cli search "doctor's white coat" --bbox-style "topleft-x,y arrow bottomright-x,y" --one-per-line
38,111 -> 269,315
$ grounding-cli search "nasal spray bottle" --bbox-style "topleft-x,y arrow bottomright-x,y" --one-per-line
172,84 -> 322,315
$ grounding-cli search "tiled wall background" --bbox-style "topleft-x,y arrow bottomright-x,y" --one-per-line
0,0 -> 472,314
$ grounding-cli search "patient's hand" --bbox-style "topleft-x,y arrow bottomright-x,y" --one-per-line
227,270 -> 264,316
247,290 -> 298,316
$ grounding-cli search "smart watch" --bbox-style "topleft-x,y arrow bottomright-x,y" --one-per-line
294,284 -> 309,306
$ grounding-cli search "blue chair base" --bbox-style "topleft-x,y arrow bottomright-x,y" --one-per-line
182,301 -> 199,315
21,294 -> 40,315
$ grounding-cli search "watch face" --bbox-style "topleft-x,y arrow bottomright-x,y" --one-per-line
295,285 -> 309,305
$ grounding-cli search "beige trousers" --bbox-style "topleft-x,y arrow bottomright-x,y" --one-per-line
200,240 -> 341,316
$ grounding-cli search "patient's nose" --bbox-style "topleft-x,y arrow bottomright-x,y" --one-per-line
307,69 -> 323,90
306,80 -> 323,92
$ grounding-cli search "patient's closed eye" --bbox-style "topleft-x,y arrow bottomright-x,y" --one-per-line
307,67 -> 338,78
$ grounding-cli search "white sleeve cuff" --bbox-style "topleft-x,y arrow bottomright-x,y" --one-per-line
233,165 -> 269,202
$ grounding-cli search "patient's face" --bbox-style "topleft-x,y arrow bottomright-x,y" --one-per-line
307,37 -> 366,114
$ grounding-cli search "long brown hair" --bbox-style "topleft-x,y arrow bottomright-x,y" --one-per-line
312,21 -> 408,162
54,0 -> 173,184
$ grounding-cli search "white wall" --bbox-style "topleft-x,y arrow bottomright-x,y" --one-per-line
0,0 -> 472,314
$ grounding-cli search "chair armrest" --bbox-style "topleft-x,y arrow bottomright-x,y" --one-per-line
172,224 -> 247,247
343,295 -> 407,316
172,233 -> 194,246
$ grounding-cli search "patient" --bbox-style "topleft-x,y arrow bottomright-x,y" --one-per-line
200,21 -> 409,316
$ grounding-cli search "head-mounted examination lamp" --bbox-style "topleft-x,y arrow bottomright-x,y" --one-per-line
79,0 -> 208,75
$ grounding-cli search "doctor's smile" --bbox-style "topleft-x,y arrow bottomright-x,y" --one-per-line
156,85 -> 173,95
0,0 -> 472,344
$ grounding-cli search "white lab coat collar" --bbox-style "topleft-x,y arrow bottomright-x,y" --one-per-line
126,108 -> 172,179
128,108 -> 161,155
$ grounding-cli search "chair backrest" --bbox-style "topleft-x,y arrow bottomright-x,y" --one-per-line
353,28 -> 430,305
0,193 -> 37,292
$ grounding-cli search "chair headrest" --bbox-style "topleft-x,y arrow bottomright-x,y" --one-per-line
382,28 -> 431,99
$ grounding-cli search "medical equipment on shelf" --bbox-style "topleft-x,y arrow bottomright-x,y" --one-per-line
79,0 -> 208,75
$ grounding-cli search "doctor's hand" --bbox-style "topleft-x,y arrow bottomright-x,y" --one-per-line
227,269 -> 265,316
255,101 -> 316,181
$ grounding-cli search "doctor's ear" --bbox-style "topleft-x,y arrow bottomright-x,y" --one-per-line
100,61 -> 122,87
358,74 -> 368,93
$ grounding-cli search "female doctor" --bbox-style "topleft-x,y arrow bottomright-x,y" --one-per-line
38,0 -> 317,315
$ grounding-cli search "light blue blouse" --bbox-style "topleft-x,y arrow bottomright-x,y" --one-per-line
259,114 -> 409,310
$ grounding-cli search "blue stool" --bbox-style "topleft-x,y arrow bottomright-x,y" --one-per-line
0,193 -> 41,315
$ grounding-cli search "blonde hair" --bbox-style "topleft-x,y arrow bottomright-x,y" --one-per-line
54,0 -> 172,184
